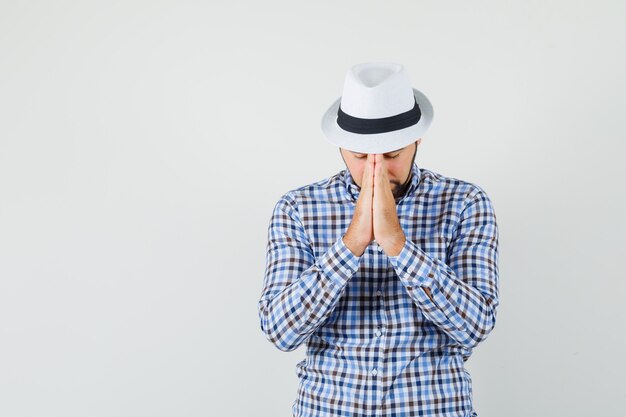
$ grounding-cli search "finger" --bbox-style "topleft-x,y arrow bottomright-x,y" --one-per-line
378,154 -> 388,177
361,158 -> 368,187
365,156 -> 374,198
365,154 -> 374,186
374,158 -> 394,201
378,154 -> 389,178
360,155 -> 374,201
374,155 -> 385,188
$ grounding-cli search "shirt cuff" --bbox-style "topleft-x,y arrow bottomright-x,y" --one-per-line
316,234 -> 362,287
387,237 -> 437,289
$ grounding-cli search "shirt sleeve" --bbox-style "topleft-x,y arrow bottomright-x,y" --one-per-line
257,195 -> 362,352
387,188 -> 500,350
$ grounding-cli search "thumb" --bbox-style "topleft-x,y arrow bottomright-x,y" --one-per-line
363,155 -> 374,196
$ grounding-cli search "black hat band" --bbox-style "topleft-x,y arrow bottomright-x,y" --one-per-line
336,96 -> 421,134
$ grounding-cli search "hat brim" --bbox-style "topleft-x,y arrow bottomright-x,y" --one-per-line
320,88 -> 433,154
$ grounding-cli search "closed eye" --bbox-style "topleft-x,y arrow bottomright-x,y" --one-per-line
355,154 -> 400,159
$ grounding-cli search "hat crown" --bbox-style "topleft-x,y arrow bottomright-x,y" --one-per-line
341,62 -> 415,119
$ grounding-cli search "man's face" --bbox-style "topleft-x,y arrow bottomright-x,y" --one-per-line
340,139 -> 421,199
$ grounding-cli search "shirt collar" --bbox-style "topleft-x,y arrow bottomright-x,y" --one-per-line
342,162 -> 421,204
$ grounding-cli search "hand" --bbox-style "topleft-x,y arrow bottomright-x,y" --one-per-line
343,154 -> 375,256
373,154 -> 406,256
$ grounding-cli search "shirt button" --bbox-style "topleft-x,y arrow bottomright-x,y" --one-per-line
375,329 -> 383,337
376,290 -> 383,297
371,368 -> 378,376
377,246 -> 383,252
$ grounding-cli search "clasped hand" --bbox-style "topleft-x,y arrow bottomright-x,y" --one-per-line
344,154 -> 406,257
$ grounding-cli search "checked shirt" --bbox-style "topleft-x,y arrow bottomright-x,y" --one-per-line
257,162 -> 499,417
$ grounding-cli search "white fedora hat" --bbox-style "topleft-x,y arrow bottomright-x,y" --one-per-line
321,61 -> 434,154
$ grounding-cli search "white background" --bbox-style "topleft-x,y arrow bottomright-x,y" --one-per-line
1,1 -> 625,416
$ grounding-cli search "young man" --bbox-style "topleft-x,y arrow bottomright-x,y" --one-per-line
257,62 -> 499,417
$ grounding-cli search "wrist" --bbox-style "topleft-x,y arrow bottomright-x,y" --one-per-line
381,234 -> 406,257
342,233 -> 365,257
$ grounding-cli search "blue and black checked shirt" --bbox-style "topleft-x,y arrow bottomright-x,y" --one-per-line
257,162 -> 499,417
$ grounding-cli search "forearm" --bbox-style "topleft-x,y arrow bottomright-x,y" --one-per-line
389,237 -> 499,349
258,235 -> 361,351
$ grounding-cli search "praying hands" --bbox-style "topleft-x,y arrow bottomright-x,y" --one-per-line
343,153 -> 406,257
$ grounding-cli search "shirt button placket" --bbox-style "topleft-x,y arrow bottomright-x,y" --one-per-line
373,287 -> 386,415
372,364 -> 384,415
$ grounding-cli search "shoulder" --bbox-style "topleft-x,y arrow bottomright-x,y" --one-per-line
270,170 -> 345,217
419,166 -> 495,208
